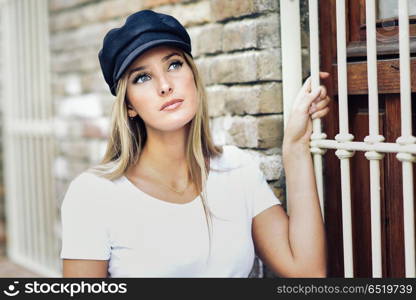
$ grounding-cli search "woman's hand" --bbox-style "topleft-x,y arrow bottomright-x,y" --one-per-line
283,72 -> 331,149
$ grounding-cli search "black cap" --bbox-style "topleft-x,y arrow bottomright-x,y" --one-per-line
98,9 -> 192,96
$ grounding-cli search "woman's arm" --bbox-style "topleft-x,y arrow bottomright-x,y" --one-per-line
62,259 -> 109,278
251,145 -> 327,277
252,72 -> 330,277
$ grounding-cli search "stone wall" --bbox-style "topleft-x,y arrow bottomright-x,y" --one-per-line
49,0 -> 285,277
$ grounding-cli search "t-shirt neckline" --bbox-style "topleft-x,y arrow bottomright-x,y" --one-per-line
121,175 -> 206,207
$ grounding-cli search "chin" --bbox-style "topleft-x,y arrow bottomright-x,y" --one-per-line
155,111 -> 196,132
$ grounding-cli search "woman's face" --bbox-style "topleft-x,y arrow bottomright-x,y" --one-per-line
125,45 -> 198,132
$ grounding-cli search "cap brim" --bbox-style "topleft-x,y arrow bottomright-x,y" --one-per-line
114,39 -> 191,84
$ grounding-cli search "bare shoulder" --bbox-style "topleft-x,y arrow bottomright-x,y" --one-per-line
62,259 -> 109,278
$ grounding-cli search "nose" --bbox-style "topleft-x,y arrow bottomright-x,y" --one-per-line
158,75 -> 173,97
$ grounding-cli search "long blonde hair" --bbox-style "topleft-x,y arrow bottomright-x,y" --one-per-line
89,51 -> 223,264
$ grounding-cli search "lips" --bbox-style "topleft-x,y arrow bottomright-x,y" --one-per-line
160,99 -> 184,111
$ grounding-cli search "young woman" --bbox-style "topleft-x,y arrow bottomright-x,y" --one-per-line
60,9 -> 331,278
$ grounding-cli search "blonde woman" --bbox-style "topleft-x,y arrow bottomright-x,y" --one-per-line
60,9 -> 330,278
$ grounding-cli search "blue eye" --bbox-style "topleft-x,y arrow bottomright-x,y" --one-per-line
133,73 -> 150,84
169,60 -> 183,70
132,60 -> 184,84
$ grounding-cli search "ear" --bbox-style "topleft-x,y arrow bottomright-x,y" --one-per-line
127,107 -> 138,118
126,101 -> 138,118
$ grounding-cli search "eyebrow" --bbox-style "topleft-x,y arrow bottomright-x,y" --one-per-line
128,52 -> 182,79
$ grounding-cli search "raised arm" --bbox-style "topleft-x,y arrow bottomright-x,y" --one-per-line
252,72 -> 330,277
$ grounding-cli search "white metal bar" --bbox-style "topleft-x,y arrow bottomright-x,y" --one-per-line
397,0 -> 416,278
310,139 -> 416,154
27,0 -> 40,264
21,0 -> 32,260
33,135 -> 45,266
15,0 -> 29,259
2,0 -> 20,259
398,0 -> 413,139
24,0 -> 38,263
365,0 -> 381,140
365,151 -> 384,278
335,0 -> 355,278
41,137 -> 52,270
336,149 -> 354,277
13,0 -> 24,258
279,0 -> 302,216
41,0 -> 59,271
335,0 -> 353,140
9,0 -> 20,257
308,0 -> 327,220
365,0 -> 384,278
309,0 -> 320,93
36,0 -> 49,267
397,153 -> 416,277
41,0 -> 58,271
280,0 -> 302,129
29,0 -> 44,266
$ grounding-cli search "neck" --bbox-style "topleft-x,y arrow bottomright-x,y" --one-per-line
132,124 -> 190,181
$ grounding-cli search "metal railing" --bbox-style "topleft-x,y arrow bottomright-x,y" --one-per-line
280,0 -> 416,278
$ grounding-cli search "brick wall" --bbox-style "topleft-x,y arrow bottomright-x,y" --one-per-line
49,0 -> 286,277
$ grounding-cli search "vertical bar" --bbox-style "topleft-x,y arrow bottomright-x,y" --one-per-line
39,0 -> 57,269
28,0 -> 41,264
397,0 -> 416,278
335,0 -> 355,278
308,0 -> 320,91
43,0 -> 54,269
308,0 -> 327,220
279,0 -> 302,215
397,153 -> 416,277
365,151 -> 384,277
36,1 -> 50,266
280,0 -> 302,129
365,0 -> 380,138
20,0 -> 30,259
23,0 -> 37,262
364,0 -> 385,278
2,0 -> 20,259
12,0 -> 23,259
15,0 -> 29,259
336,150 -> 354,277
398,0 -> 412,138
31,0 -> 47,266
365,0 -> 385,140
335,0 -> 352,138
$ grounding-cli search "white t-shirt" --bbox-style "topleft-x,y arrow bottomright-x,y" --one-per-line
60,145 -> 281,277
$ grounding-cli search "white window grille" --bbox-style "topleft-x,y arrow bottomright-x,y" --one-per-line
1,0 -> 59,277
280,0 -> 416,278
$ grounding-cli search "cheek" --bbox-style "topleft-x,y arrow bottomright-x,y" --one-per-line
183,74 -> 198,105
126,87 -> 154,113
